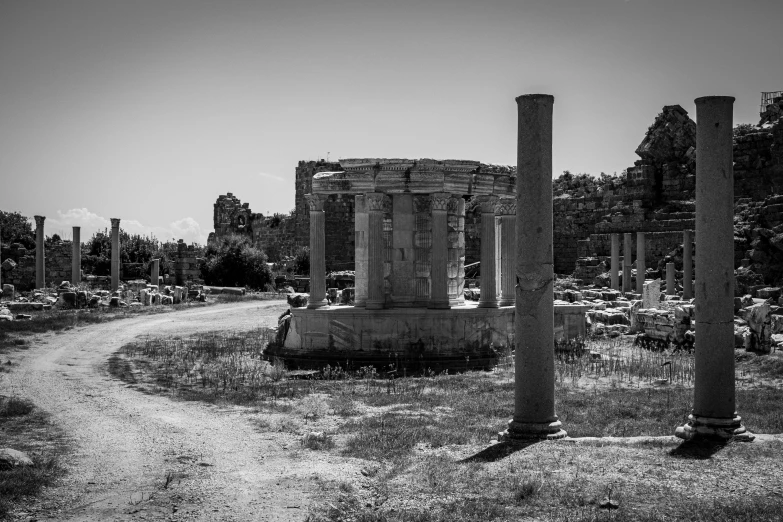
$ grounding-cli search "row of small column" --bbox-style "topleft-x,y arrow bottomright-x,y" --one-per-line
502,94 -> 750,443
609,230 -> 694,299
304,193 -> 517,310
14,217 -> 160,293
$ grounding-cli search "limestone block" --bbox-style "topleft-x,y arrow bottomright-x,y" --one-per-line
2,284 -> 14,299
1,259 -> 17,271
642,279 -> 662,309
161,295 -> 174,305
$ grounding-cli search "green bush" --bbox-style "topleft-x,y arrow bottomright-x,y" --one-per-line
199,234 -> 272,289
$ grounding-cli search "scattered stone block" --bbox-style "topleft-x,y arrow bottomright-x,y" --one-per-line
0,448 -> 33,469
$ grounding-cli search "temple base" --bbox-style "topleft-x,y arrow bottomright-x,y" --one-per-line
675,414 -> 754,442
500,418 -> 567,442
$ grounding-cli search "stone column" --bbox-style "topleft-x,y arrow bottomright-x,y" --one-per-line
636,232 -> 645,294
35,215 -> 45,289
305,195 -> 328,309
502,93 -> 566,441
151,259 -> 160,289
666,262 -> 676,295
496,198 -> 517,306
429,193 -> 450,309
683,229 -> 693,300
391,194 -> 415,307
72,226 -> 81,285
0,225 -> 3,290
476,195 -> 499,308
354,195 -> 368,307
675,96 -> 752,442
366,193 -> 389,310
610,233 -> 619,290
110,218 -> 120,292
622,232 -> 633,293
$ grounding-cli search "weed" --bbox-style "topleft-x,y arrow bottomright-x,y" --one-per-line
0,396 -> 34,417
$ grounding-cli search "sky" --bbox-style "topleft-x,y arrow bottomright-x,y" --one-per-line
1,0 -> 780,244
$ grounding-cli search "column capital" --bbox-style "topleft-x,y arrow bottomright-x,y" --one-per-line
110,218 -> 121,228
474,195 -> 499,214
34,215 -> 46,227
431,193 -> 450,212
365,192 -> 390,212
305,194 -> 327,212
494,197 -> 517,216
413,195 -> 431,214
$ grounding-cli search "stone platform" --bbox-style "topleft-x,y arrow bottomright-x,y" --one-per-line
267,302 -> 588,372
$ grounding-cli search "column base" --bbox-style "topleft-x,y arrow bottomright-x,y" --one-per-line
477,301 -> 499,308
499,418 -> 567,442
675,414 -> 754,442
428,300 -> 450,310
366,300 -> 385,310
307,299 -> 328,309
498,298 -> 515,307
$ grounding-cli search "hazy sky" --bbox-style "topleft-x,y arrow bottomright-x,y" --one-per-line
1,0 -> 779,244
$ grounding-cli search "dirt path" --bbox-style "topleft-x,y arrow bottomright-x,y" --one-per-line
1,302 -> 342,521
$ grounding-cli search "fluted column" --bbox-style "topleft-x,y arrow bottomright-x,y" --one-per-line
366,193 -> 389,310
610,233 -> 619,290
429,193 -> 450,309
71,226 -> 81,285
476,195 -> 499,308
675,96 -> 752,442
502,93 -> 566,441
354,195 -> 368,307
622,232 -> 633,293
35,215 -> 45,289
305,194 -> 328,309
151,259 -> 160,289
496,198 -> 517,306
683,229 -> 693,300
110,218 -> 120,292
636,232 -> 645,294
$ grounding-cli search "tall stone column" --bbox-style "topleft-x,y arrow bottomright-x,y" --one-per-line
151,259 -> 160,289
496,198 -> 517,306
666,262 -> 676,295
502,93 -> 566,441
476,195 -> 499,308
636,232 -> 645,294
683,229 -> 693,300
429,193 -> 450,309
391,194 -> 415,307
72,226 -> 81,284
622,232 -> 633,293
354,195 -> 368,307
610,233 -> 619,290
305,195 -> 328,309
675,96 -> 752,442
35,215 -> 46,289
110,218 -> 120,292
366,193 -> 389,310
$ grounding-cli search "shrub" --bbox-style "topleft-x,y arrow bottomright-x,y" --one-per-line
199,234 -> 272,290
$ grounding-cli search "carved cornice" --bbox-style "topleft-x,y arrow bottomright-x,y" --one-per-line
494,198 -> 517,216
33,215 -> 46,228
431,193 -> 450,212
365,193 -> 390,212
305,194 -> 327,212
110,218 -> 121,228
474,195 -> 499,214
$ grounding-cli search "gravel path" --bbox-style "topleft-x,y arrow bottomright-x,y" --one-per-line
1,301 -> 346,521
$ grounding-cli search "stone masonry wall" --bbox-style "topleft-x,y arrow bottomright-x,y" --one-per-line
1,241 -> 74,290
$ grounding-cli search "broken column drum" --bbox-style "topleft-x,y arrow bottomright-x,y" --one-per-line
636,232 -> 645,294
610,233 -> 620,290
683,230 -> 693,300
72,226 -> 81,284
34,215 -> 45,289
622,232 -> 633,293
502,93 -> 566,441
110,218 -> 120,292
675,96 -> 752,442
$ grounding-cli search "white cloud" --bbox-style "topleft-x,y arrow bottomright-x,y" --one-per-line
257,171 -> 285,182
43,208 -> 208,245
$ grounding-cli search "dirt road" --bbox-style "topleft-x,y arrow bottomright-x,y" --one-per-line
1,302 -> 347,521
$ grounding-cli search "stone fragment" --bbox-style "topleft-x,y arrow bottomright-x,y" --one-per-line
642,279 -> 661,309
0,448 -> 34,469
287,294 -> 309,308
1,258 -> 17,271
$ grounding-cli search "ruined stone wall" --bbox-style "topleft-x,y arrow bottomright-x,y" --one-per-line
1,241 -> 74,290
174,241 -> 203,286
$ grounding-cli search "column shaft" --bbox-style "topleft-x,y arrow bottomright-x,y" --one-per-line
72,226 -> 81,284
497,199 -> 517,306
35,216 -> 45,289
391,194 -> 415,307
683,229 -> 693,300
151,259 -> 160,289
366,193 -> 388,310
477,196 -> 499,308
429,193 -> 450,309
354,195 -> 369,307
666,262 -> 676,295
504,93 -> 565,441
306,195 -> 328,308
622,232 -> 633,293
636,232 -> 645,293
676,96 -> 751,441
610,233 -> 619,290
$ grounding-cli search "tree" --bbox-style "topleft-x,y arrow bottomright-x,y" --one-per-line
199,234 -> 272,290
292,246 -> 310,275
0,211 -> 35,249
